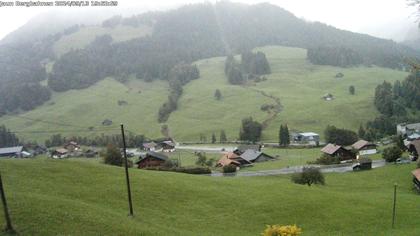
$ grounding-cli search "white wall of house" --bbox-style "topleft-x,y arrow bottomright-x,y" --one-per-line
359,149 -> 377,155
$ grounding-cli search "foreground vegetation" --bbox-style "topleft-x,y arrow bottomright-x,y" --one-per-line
0,158 -> 419,235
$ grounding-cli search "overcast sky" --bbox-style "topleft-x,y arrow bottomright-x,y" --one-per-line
0,0 -> 418,41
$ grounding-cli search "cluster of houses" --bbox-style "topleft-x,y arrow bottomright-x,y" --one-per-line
398,122 -> 420,161
51,141 -> 98,159
320,139 -> 378,161
215,145 -> 275,169
142,140 -> 176,153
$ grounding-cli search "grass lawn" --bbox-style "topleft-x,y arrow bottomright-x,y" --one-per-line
0,158 -> 419,235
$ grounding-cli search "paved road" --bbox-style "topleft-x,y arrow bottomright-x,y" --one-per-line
209,160 -> 387,177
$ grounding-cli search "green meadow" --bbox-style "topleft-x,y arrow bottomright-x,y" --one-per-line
0,46 -> 408,143
0,158 -> 419,235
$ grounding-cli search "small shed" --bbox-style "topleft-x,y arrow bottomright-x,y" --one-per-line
137,151 -> 168,168
352,140 -> 377,156
294,132 -> 320,145
412,169 -> 420,191
52,148 -> 68,159
322,93 -> 334,101
321,143 -> 355,160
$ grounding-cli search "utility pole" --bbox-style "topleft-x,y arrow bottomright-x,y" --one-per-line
392,183 -> 397,228
120,124 -> 134,217
0,172 -> 15,233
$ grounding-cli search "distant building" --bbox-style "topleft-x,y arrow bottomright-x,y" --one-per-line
143,142 -> 158,152
233,145 -> 262,155
136,151 -> 168,168
0,146 -> 26,158
397,123 -> 420,136
161,141 -> 176,152
239,149 -> 275,163
322,93 -> 334,101
352,140 -> 377,156
294,132 -> 320,145
52,148 -> 69,159
321,143 -> 355,160
64,141 -> 80,152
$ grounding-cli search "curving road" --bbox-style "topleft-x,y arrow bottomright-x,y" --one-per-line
209,160 -> 387,177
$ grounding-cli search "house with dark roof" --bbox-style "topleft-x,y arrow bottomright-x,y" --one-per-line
161,141 -> 175,152
233,144 -> 262,155
397,122 -> 420,136
52,148 -> 69,159
408,140 -> 420,161
64,141 -> 80,152
0,146 -> 25,158
136,151 -> 168,168
239,149 -> 275,163
321,143 -> 355,160
352,140 -> 377,156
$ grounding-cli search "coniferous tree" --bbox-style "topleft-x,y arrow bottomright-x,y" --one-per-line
211,133 -> 216,144
220,130 -> 227,143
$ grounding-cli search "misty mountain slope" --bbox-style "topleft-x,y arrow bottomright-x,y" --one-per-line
0,46 -> 408,142
53,24 -> 152,57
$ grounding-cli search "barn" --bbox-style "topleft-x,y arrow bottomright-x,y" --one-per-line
137,151 -> 168,168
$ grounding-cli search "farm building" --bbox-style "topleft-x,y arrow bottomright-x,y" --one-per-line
0,146 -> 28,158
321,143 -> 355,160
412,169 -> 420,191
216,152 -> 251,167
397,122 -> 420,136
64,141 -> 80,152
234,144 -> 262,155
240,149 -> 275,163
293,132 -> 320,145
322,93 -> 334,101
143,142 -> 158,152
52,148 -> 69,159
408,140 -> 420,161
137,151 -> 168,168
352,140 -> 377,156
161,141 -> 176,152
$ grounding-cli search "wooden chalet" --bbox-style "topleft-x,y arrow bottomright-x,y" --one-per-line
412,169 -> 420,191
352,140 -> 377,156
239,149 -> 275,163
52,148 -> 68,158
161,141 -> 175,152
321,143 -> 355,160
137,151 -> 168,168
216,152 -> 251,167
64,141 -> 80,152
408,140 -> 420,161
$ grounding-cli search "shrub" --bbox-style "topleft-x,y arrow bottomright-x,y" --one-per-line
223,164 -> 237,173
382,145 -> 402,162
102,144 -> 123,166
312,154 -> 340,165
291,167 -> 325,186
262,224 -> 302,236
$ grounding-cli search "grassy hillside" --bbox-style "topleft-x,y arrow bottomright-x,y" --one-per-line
53,25 -> 152,57
0,158 -> 419,235
0,46 -> 408,142
0,78 -> 168,142
168,46 -> 407,141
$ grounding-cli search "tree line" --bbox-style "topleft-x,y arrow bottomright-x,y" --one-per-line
0,125 -> 19,148
224,51 -> 271,85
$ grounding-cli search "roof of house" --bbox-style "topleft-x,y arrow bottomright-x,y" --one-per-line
225,152 -> 239,159
236,145 -> 261,153
161,141 -> 175,148
412,169 -> 420,181
352,140 -> 376,150
143,142 -> 157,149
299,132 -> 319,137
321,143 -> 342,155
140,151 -> 168,161
240,149 -> 273,162
406,123 -> 420,130
217,155 -> 240,167
0,146 -> 23,155
55,148 -> 68,154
